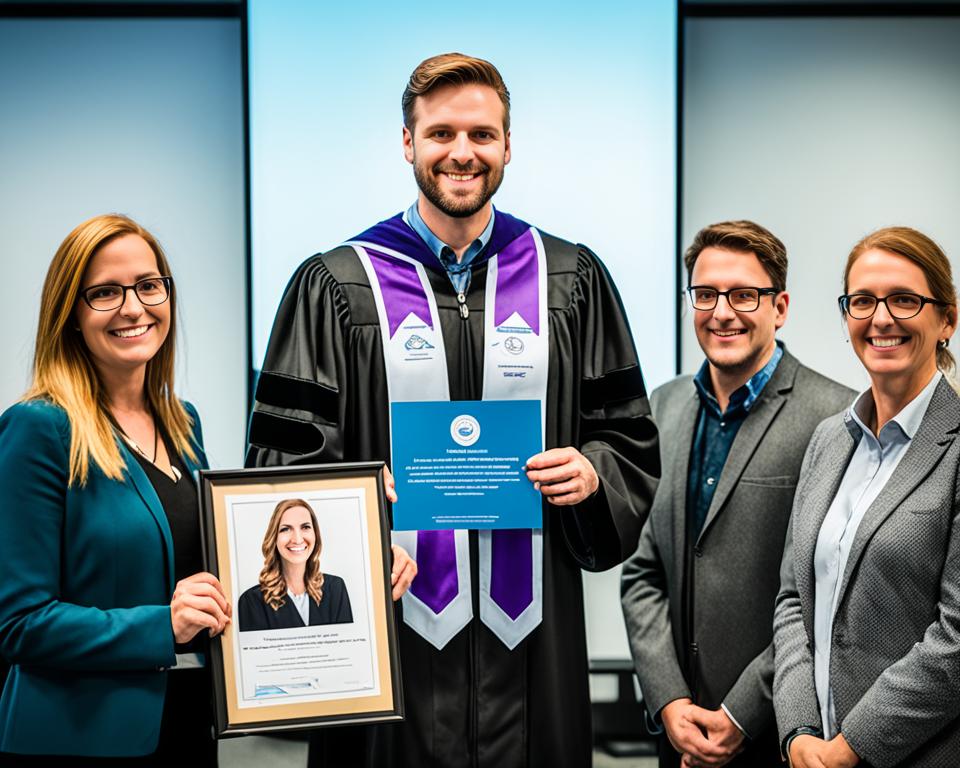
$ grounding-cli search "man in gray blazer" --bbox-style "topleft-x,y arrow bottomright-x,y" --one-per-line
621,221 -> 853,767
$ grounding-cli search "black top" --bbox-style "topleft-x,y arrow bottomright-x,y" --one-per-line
130,434 -> 205,655
130,434 -> 202,585
236,574 -> 353,632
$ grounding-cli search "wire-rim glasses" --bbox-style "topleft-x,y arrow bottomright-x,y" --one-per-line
80,276 -> 173,311
686,285 -> 779,313
837,292 -> 949,320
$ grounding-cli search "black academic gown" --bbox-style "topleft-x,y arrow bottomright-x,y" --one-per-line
236,575 -> 353,632
247,226 -> 659,768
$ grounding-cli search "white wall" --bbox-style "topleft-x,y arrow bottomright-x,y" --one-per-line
683,16 -> 960,388
0,18 -> 246,467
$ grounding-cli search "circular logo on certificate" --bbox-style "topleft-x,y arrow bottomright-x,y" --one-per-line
450,414 -> 481,446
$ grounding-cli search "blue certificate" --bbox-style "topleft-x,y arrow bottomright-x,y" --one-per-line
390,400 -> 543,531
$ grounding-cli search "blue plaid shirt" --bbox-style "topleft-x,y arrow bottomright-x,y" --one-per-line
686,342 -> 784,537
404,202 -> 495,294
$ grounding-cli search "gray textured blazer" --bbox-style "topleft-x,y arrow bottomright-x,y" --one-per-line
621,349 -> 853,764
774,377 -> 960,768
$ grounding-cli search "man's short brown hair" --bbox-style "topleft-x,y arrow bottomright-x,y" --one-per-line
684,220 -> 788,291
402,52 -> 511,132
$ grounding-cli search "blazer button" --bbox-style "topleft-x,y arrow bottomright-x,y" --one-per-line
834,629 -> 845,647
693,545 -> 703,558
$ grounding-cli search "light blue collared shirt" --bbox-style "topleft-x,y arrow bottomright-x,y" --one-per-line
404,202 -> 495,294
813,370 -> 942,737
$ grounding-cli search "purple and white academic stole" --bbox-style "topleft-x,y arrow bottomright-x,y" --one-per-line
348,228 -> 548,651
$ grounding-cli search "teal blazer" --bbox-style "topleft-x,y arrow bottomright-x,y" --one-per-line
0,399 -> 208,757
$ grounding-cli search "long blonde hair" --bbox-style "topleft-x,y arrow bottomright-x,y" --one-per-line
258,498 -> 325,611
24,213 -> 197,485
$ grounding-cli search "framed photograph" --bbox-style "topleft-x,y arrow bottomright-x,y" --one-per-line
198,462 -> 403,736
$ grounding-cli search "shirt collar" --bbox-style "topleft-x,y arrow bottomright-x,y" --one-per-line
847,370 -> 942,441
403,201 -> 495,269
693,341 -> 784,417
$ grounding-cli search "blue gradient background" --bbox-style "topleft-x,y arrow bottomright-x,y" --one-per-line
249,0 -> 678,391
0,18 -> 246,466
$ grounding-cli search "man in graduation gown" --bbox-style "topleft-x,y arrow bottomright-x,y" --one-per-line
247,52 -> 659,768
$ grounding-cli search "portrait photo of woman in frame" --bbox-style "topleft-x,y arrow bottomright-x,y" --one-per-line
237,498 -> 353,631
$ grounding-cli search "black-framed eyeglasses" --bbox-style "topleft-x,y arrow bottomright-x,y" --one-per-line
838,292 -> 950,320
686,285 -> 780,313
80,276 -> 172,311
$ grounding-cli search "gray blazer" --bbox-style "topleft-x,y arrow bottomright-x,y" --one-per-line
774,377 -> 960,768
621,349 -> 853,763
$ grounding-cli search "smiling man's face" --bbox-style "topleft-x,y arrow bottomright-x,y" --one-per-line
403,82 -> 510,220
690,246 -> 787,377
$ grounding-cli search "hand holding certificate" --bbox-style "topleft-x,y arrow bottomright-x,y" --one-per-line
524,446 -> 599,506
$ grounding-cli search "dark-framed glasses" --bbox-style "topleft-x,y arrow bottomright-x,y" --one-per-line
81,276 -> 172,311
838,292 -> 949,320
686,285 -> 779,313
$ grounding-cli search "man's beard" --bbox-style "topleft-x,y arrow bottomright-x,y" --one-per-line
413,159 -> 504,219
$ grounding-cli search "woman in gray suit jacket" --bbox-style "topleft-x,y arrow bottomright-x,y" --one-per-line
773,226 -> 960,768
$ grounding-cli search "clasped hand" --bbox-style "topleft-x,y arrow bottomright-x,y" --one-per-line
661,698 -> 745,768
789,734 -> 860,768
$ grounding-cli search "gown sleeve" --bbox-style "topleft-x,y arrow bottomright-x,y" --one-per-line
560,247 -> 661,572
247,255 -> 350,467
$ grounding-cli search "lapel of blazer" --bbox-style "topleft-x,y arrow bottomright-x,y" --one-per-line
184,411 -> 209,476
696,351 -> 798,544
793,418 -> 857,640
669,385 -> 700,589
834,378 -> 960,611
119,440 -> 176,593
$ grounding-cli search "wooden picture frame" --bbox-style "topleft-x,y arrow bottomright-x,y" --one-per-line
198,462 -> 403,736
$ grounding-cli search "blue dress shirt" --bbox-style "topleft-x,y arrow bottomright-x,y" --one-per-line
404,202 -> 495,294
687,343 -> 785,537
813,370 -> 941,738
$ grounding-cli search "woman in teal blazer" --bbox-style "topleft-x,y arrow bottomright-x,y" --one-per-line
0,214 -> 229,763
